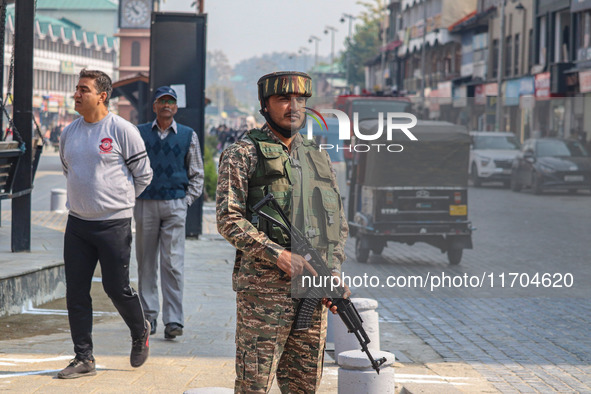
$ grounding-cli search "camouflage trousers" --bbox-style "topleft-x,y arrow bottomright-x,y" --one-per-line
234,291 -> 328,394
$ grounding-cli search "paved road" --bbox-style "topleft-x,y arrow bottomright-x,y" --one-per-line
344,184 -> 591,392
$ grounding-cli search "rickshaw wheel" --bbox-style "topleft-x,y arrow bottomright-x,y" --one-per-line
355,237 -> 370,263
447,247 -> 463,265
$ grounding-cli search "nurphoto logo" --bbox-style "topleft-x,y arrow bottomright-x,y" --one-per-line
304,107 -> 418,153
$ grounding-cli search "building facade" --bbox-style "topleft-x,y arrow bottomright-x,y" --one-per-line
3,7 -> 118,130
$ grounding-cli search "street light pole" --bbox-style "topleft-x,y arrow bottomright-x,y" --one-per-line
309,35 -> 321,68
341,13 -> 355,90
379,6 -> 388,91
325,25 -> 337,95
420,0 -> 427,104
495,0 -> 506,131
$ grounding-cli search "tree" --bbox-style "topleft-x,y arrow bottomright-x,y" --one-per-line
206,50 -> 233,87
340,0 -> 384,88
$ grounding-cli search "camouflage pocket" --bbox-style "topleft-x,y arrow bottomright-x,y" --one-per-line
307,150 -> 333,180
260,142 -> 287,176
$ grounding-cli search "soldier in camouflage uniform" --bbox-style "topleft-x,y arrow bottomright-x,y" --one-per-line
216,71 -> 349,393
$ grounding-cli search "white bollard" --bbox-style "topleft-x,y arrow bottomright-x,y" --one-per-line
338,349 -> 396,394
50,188 -> 67,212
333,297 -> 380,361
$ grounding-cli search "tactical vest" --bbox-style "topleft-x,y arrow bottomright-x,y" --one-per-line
245,128 -> 342,264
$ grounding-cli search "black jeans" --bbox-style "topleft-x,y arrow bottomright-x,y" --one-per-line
64,215 -> 146,360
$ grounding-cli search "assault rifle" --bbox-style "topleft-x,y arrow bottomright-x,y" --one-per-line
253,193 -> 387,374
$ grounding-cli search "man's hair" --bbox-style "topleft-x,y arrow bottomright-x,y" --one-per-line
79,68 -> 113,107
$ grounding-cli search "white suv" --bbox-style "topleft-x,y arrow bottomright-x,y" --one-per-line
469,132 -> 521,187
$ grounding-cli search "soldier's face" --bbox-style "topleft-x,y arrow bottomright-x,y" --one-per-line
266,94 -> 307,130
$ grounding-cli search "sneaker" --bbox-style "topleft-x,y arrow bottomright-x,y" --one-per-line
130,320 -> 150,368
164,323 -> 183,339
57,357 -> 96,379
149,319 -> 157,335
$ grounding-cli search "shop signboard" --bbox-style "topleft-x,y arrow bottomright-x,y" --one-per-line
579,69 -> 591,93
535,72 -> 551,100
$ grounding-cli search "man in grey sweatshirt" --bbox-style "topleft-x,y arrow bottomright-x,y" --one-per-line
57,69 -> 153,379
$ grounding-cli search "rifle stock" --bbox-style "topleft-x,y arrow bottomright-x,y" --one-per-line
253,193 -> 387,374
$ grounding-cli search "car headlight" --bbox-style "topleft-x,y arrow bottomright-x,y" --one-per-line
539,164 -> 556,174
479,156 -> 491,166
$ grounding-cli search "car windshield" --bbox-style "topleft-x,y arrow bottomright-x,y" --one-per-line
473,135 -> 521,150
536,140 -> 589,157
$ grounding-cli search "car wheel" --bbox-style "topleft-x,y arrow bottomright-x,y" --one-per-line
447,247 -> 463,265
532,172 -> 544,195
511,175 -> 522,192
471,163 -> 481,187
355,237 -> 370,264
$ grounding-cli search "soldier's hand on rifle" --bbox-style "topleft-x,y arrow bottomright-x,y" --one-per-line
322,272 -> 351,314
277,250 -> 318,278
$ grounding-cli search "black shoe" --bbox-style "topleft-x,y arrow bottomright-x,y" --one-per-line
57,357 -> 96,379
130,320 -> 150,368
164,322 -> 183,339
149,319 -> 157,335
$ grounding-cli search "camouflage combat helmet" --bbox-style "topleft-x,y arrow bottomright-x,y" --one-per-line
257,71 -> 312,109
257,71 -> 312,138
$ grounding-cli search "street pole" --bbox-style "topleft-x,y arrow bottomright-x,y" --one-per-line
309,35 -> 320,68
341,13 -> 355,91
12,0 -> 35,252
325,25 -> 337,95
379,6 -> 388,91
495,0 -> 506,131
420,0 -> 427,105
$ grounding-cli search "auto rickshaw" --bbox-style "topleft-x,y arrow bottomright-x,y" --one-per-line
348,120 -> 473,265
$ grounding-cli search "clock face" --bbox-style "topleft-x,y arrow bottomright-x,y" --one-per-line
122,0 -> 151,28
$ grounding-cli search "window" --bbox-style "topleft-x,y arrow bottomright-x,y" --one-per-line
539,16 -> 546,65
505,36 -> 512,77
528,29 -> 533,71
131,41 -> 141,66
514,33 -> 520,75
492,39 -> 499,78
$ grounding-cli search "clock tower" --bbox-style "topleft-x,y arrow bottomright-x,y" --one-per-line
116,0 -> 154,122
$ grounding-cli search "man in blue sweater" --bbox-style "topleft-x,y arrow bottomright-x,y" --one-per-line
135,86 -> 204,339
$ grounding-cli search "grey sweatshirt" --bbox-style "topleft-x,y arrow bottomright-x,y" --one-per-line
60,112 -> 153,220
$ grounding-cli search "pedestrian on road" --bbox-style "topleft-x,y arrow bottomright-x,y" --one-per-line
216,71 -> 349,393
58,69 -> 153,379
135,86 -> 204,339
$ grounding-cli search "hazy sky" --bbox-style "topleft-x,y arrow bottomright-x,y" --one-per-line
159,0 -> 367,66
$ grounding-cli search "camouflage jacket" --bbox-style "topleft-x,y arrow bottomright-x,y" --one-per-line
216,125 -> 348,293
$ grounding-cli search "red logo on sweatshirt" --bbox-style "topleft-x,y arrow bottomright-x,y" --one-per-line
99,138 -> 113,154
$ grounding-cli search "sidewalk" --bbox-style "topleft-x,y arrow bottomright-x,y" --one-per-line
0,204 -> 344,393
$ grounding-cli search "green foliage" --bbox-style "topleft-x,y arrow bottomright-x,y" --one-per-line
340,0 -> 383,88
203,144 -> 217,201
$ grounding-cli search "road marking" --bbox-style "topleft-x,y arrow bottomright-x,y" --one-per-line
0,356 -> 72,366
0,369 -> 62,379
21,300 -> 117,316
395,373 -> 473,386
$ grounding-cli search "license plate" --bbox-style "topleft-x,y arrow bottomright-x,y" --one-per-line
502,169 -> 511,174
564,175 -> 584,182
449,205 -> 467,216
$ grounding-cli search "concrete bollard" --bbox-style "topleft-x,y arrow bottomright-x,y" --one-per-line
338,349 -> 396,394
333,297 -> 380,360
50,188 -> 67,212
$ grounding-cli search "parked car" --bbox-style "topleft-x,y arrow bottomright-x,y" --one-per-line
469,131 -> 521,187
300,117 -> 348,201
511,138 -> 591,194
